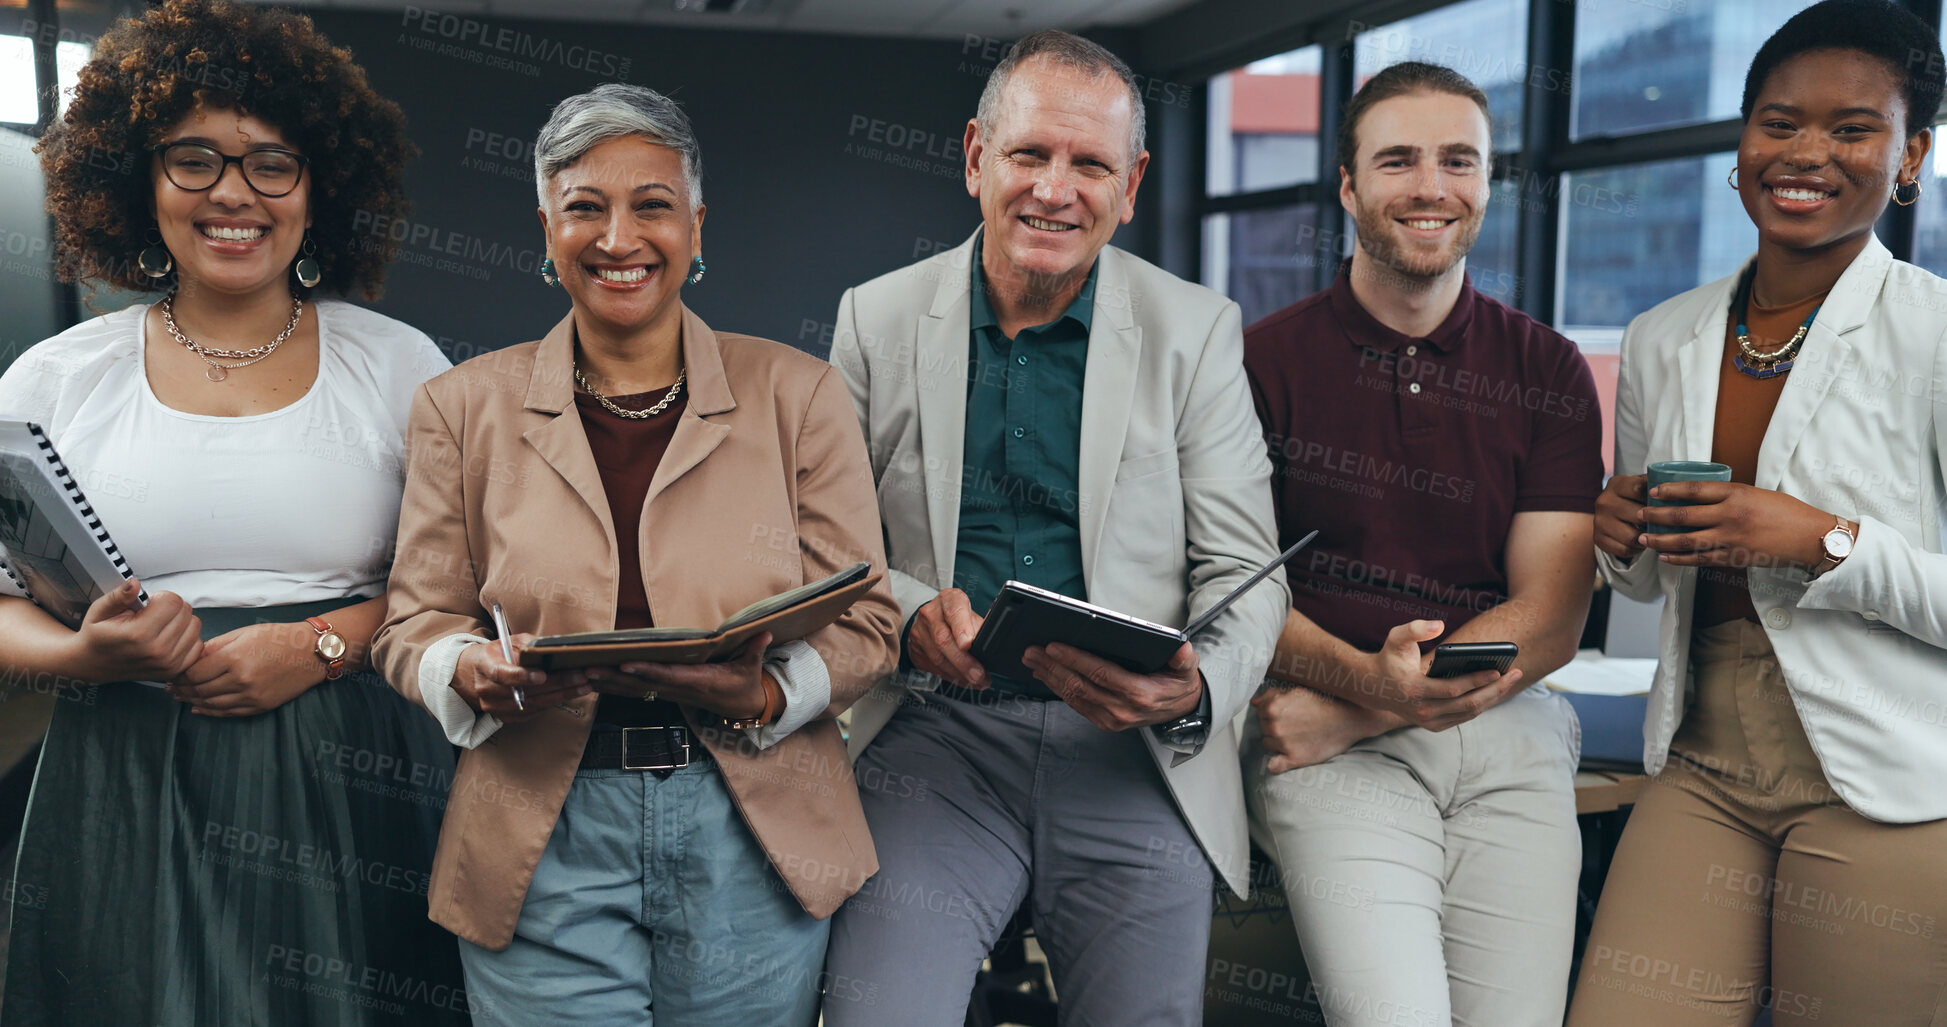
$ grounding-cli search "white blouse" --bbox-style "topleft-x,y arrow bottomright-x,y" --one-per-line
0,300 -> 450,608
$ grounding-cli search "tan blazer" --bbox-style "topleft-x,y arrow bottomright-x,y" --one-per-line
373,306 -> 900,950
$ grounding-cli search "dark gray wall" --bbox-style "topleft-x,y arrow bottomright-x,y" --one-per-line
300,11 -> 1034,362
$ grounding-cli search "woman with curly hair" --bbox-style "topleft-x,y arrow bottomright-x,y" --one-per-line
0,1 -> 467,1023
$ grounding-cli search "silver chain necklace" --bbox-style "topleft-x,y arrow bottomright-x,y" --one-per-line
161,291 -> 303,382
574,365 -> 686,419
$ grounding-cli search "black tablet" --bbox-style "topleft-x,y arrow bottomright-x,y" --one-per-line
971,582 -> 1189,680
967,530 -> 1319,680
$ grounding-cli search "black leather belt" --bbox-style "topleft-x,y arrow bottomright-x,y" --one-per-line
578,725 -> 703,774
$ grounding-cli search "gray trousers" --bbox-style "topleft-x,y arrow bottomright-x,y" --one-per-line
823,685 -> 1214,1026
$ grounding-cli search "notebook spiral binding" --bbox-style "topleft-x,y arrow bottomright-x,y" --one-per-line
25,423 -> 147,606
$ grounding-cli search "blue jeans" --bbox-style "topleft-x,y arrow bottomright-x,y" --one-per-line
458,758 -> 829,1025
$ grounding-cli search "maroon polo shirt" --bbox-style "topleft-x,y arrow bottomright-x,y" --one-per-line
1244,265 -> 1603,653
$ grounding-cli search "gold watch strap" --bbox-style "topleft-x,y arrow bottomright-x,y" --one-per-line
1813,518 -> 1854,577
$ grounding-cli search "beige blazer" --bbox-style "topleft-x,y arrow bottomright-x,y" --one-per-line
831,229 -> 1288,895
1597,235 -> 1947,823
373,307 -> 900,949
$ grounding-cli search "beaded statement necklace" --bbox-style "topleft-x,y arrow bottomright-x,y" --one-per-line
1731,268 -> 1821,380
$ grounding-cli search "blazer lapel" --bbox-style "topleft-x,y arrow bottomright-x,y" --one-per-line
645,306 -> 734,508
1677,263 -> 1741,463
1754,236 -> 1888,490
1077,247 -> 1141,583
523,313 -> 617,550
915,234 -> 975,589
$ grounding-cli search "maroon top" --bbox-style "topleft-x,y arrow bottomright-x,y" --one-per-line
1244,266 -> 1603,652
576,386 -> 687,725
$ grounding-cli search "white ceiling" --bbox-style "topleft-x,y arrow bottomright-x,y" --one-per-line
253,0 -> 1205,40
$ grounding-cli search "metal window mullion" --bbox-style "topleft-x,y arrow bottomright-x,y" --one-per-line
1514,0 -> 1574,324
1313,35 -> 1355,295
1200,183 -> 1320,216
29,0 -> 56,133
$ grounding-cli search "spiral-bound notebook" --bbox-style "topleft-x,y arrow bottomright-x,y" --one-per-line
0,419 -> 147,628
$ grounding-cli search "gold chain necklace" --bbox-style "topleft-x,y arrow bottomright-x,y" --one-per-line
573,366 -> 686,419
161,292 -> 303,383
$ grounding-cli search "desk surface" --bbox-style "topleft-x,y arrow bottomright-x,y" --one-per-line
1575,770 -> 1648,814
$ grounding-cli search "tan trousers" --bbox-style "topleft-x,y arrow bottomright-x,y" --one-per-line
1568,620 -> 1947,1026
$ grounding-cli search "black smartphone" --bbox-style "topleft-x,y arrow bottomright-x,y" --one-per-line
1426,641 -> 1519,678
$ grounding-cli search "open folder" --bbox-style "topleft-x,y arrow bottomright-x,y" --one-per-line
969,530 -> 1317,680
518,561 -> 880,670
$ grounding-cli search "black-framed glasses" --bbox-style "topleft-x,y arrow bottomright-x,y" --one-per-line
155,142 -> 309,198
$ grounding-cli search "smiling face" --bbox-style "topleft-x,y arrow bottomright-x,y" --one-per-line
1736,48 -> 1929,255
540,134 -> 703,339
1340,90 -> 1491,282
152,105 -> 309,298
966,56 -> 1147,290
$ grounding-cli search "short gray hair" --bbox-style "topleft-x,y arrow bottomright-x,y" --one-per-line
534,83 -> 703,210
975,30 -> 1146,164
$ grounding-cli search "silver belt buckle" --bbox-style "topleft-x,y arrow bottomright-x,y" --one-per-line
621,726 -> 689,771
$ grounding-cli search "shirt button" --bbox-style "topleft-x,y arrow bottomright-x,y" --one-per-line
1406,345 -> 1419,356
1863,610 -> 1881,621
1408,383 -> 1422,394
1012,427 -> 1025,438
1764,607 -> 1793,630
1022,554 -> 1035,565
1016,354 -> 1028,365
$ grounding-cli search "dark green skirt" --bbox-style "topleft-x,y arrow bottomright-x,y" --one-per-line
3,604 -> 470,1026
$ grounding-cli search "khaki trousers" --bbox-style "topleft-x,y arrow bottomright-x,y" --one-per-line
1244,685 -> 1584,1027
1568,619 -> 1947,1026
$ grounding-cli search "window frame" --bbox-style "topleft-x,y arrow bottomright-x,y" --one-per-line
8,0 -> 79,328
1172,0 -> 1943,329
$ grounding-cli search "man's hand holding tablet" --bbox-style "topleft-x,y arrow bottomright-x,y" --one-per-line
907,588 -> 990,690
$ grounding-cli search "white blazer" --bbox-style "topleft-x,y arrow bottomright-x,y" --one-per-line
1598,235 -> 1947,823
830,228 -> 1289,894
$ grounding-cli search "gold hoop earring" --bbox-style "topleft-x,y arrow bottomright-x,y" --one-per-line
1895,179 -> 1923,206
293,233 -> 322,289
1727,165 -> 1740,190
137,226 -> 174,279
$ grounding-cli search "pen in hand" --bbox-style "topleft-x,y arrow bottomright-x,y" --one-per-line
490,602 -> 525,711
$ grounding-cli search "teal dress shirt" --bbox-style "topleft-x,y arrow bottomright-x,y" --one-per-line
954,243 -> 1097,696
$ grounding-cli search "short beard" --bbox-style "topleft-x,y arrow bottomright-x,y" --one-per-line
1349,191 -> 1482,288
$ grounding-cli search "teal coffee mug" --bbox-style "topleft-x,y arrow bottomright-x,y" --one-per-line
1646,460 -> 1733,534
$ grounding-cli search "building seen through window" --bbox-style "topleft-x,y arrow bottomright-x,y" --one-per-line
1572,0 -> 1819,140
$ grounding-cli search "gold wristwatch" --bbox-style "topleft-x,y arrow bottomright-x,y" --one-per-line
1812,518 -> 1856,578
306,616 -> 348,680
723,676 -> 781,730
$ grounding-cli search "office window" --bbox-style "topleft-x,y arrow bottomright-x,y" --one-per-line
1202,204 -> 1323,327
1571,0 -> 1818,141
1557,152 -> 1752,335
1911,23 -> 1947,278
55,40 -> 86,116
1469,177 -> 1521,306
0,36 -> 88,125
0,36 -> 35,124
1352,0 -> 1527,153
1912,138 -> 1947,277
1206,46 -> 1321,197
